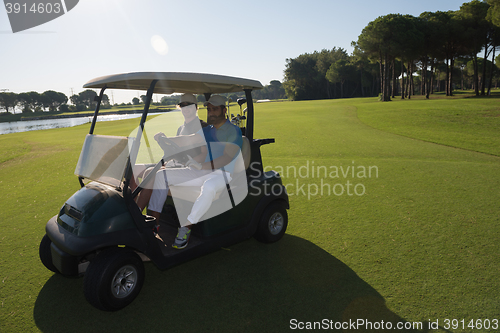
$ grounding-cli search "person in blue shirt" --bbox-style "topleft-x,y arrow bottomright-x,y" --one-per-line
146,95 -> 242,249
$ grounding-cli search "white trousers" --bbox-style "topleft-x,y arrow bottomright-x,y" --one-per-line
148,167 -> 231,225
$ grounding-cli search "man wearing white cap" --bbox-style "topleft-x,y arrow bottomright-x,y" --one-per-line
176,93 -> 207,136
146,94 -> 242,249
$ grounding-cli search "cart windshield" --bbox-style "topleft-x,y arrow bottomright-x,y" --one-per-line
73,111 -> 196,188
74,134 -> 134,188
132,110 -> 189,165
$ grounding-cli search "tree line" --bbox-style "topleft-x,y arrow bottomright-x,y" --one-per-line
0,89 -> 113,114
284,0 -> 500,101
0,90 -> 68,114
0,79 -> 287,114
130,80 -> 286,106
216,80 -> 287,102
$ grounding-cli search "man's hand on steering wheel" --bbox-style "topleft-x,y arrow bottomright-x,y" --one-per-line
154,132 -> 166,142
154,132 -> 181,158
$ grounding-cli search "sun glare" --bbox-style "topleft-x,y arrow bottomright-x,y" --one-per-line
151,35 -> 169,55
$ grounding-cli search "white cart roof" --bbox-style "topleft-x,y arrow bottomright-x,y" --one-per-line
83,72 -> 263,94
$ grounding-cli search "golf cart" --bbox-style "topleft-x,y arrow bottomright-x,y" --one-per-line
39,72 -> 289,311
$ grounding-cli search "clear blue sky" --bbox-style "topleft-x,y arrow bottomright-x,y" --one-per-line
1,0 -> 467,104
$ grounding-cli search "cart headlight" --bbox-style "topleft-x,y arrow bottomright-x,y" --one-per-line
57,204 -> 83,235
65,203 -> 83,221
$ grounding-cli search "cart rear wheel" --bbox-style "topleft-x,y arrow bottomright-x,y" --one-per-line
254,202 -> 288,243
39,234 -> 58,273
83,247 -> 145,311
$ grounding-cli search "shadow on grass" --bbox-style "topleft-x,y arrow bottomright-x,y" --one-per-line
34,235 -> 430,332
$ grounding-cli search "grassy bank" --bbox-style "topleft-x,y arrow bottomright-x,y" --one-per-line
1,96 -> 499,332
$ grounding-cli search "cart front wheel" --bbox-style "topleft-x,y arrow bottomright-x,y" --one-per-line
39,234 -> 58,273
83,248 -> 145,311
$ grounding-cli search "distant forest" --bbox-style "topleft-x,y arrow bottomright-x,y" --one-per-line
283,0 -> 500,101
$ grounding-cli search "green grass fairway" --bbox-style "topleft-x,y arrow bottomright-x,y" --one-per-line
356,94 -> 500,156
1,97 -> 499,332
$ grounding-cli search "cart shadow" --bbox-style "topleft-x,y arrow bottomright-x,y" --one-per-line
34,235 -> 428,332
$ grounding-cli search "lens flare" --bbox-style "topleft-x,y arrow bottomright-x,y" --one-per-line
151,35 -> 168,55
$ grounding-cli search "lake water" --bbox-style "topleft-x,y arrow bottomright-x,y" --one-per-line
0,113 -> 163,135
